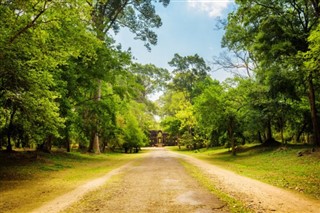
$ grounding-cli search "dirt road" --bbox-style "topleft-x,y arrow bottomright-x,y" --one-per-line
170,151 -> 320,213
32,148 -> 320,213
33,148 -> 228,213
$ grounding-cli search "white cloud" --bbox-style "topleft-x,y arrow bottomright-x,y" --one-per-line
186,0 -> 233,17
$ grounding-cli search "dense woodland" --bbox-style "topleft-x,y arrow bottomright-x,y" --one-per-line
1,0 -> 320,155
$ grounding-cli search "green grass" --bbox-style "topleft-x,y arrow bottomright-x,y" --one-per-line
0,150 -> 147,213
180,160 -> 252,213
168,144 -> 320,200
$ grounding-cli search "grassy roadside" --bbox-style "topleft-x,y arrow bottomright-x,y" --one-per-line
0,150 -> 147,213
180,160 -> 252,213
168,145 -> 320,200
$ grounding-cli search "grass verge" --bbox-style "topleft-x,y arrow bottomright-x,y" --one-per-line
168,144 -> 320,200
0,150 -> 147,213
180,159 -> 252,213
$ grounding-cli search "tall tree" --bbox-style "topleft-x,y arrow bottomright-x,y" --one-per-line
130,63 -> 170,100
0,0 -> 97,151
87,0 -> 170,153
168,54 -> 210,102
223,0 -> 320,145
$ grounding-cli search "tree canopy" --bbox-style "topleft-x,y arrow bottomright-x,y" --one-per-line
0,0 -> 170,153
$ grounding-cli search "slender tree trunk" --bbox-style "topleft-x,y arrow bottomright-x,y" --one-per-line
88,80 -> 101,154
307,75 -> 320,146
92,133 -> 100,153
88,131 -> 95,152
258,131 -> 263,143
65,121 -> 71,152
66,132 -> 71,153
266,120 -> 273,141
6,109 -> 16,152
281,128 -> 284,144
228,117 -> 236,156
296,122 -> 307,143
93,80 -> 101,154
39,135 -> 53,153
280,121 -> 284,144
6,131 -> 12,152
101,139 -> 107,153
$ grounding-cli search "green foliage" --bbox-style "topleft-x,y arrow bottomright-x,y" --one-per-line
116,101 -> 149,153
92,0 -> 170,49
0,0 -> 97,150
304,23 -> 320,74
130,63 -> 170,98
220,0 -> 320,146
168,54 -> 210,101
0,0 -> 170,152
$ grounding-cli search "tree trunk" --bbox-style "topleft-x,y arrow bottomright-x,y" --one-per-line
38,135 -> 53,153
307,75 -> 320,146
93,80 -> 102,154
266,120 -> 273,141
88,131 -> 95,152
258,131 -> 263,143
6,130 -> 12,152
65,121 -> 71,152
6,109 -> 16,152
66,133 -> 71,153
228,117 -> 236,156
88,80 -> 101,154
100,139 -> 106,153
263,120 -> 279,146
281,127 -> 284,144
296,122 -> 307,143
93,133 -> 100,154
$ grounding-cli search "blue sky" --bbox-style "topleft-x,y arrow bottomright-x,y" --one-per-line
114,0 -> 236,82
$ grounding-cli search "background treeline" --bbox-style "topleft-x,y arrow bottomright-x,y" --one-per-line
159,0 -> 320,155
0,0 -> 170,153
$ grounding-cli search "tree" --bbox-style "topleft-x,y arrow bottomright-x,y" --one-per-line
91,0 -> 170,48
193,78 -> 224,147
168,54 -> 210,102
0,0 -> 97,152
159,91 -> 188,146
130,63 -> 170,100
223,0 -> 320,145
87,0 -> 170,153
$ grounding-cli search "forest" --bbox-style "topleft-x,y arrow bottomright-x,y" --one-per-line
1,0 -> 320,156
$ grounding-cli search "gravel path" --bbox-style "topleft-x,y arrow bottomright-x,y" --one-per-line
64,148 -> 228,213
32,148 -> 320,213
171,151 -> 320,213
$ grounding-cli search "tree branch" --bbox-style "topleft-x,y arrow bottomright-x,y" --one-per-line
9,0 -> 49,44
105,0 -> 130,33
